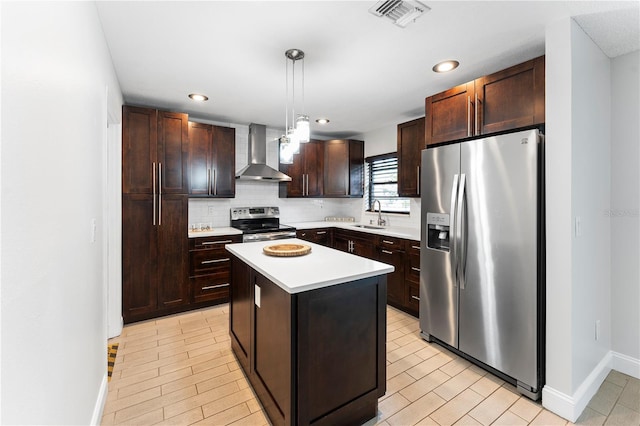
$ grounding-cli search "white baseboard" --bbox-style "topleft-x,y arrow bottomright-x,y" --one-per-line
612,351 -> 640,379
91,373 -> 109,425
542,351 -> 612,422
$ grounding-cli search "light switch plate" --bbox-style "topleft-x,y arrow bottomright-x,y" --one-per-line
255,285 -> 261,308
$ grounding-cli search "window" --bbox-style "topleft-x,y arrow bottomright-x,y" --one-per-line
365,153 -> 410,214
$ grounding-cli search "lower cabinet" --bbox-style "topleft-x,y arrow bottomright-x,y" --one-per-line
404,240 -> 421,316
333,228 -> 377,259
376,236 -> 406,309
229,255 -> 386,426
296,228 -> 333,247
188,235 -> 242,304
122,194 -> 189,324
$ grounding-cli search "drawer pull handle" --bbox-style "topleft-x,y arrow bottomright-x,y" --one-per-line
201,258 -> 230,264
411,295 -> 420,301
202,240 -> 233,245
411,245 -> 420,250
381,249 -> 393,255
411,267 -> 421,272
316,231 -> 327,235
382,240 -> 394,245
202,283 -> 229,290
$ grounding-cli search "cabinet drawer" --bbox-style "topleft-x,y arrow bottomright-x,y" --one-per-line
190,235 -> 241,251
378,235 -> 405,249
405,282 -> 420,314
191,275 -> 229,304
406,240 -> 420,283
189,250 -> 231,277
297,228 -> 332,246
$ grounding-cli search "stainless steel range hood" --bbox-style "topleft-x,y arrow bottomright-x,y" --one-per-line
235,123 -> 292,182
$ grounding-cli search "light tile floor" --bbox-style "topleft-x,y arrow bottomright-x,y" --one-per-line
102,304 -> 639,426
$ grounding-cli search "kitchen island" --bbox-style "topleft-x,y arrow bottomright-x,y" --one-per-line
226,239 -> 393,426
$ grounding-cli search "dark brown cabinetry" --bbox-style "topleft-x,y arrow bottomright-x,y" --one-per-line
296,228 -> 332,247
229,255 -> 386,426
122,105 -> 190,323
397,117 -> 425,197
324,139 -> 365,197
333,228 -> 377,259
404,240 -> 421,316
425,56 -> 545,145
279,140 -> 324,198
376,236 -> 406,308
188,122 -> 236,198
122,193 -> 189,323
189,235 -> 242,304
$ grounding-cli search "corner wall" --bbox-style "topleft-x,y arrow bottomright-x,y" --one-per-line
543,17 -> 613,421
1,2 -> 123,424
610,50 -> 640,372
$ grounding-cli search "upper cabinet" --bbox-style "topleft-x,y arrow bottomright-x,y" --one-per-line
425,56 -> 545,146
188,121 -> 235,198
279,139 -> 364,198
279,139 -> 324,198
397,117 -> 425,197
324,139 -> 364,198
122,106 -> 189,194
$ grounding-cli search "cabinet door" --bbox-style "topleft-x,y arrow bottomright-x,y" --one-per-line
324,140 -> 349,196
157,194 -> 189,308
122,194 -> 158,323
304,140 -> 324,196
332,231 -> 351,253
188,121 -> 212,196
349,140 -> 364,197
475,56 -> 545,135
377,246 -> 405,305
211,125 -> 236,197
425,82 -> 475,145
158,111 -> 189,194
230,256 -> 252,371
398,117 -> 425,197
122,106 -> 157,194
279,145 -> 305,197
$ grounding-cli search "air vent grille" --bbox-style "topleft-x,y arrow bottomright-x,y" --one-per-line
369,0 -> 430,28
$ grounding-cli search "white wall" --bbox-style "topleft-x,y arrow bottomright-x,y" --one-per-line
1,2 -> 123,424
610,51 -> 640,366
544,18 -> 619,422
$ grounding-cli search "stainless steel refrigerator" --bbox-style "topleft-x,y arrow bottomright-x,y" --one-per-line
420,128 -> 544,400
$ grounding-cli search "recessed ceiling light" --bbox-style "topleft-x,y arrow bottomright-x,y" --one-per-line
188,93 -> 209,101
316,118 -> 330,125
432,60 -> 460,73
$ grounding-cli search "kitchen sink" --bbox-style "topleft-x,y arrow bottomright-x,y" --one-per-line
352,224 -> 385,230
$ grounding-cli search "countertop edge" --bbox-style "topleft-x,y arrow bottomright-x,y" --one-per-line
286,221 -> 420,241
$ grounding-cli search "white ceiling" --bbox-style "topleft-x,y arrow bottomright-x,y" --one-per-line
96,1 -> 639,138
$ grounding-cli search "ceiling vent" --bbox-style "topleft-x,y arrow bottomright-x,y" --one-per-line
369,0 -> 430,28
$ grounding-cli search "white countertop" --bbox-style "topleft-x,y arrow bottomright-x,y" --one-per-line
286,221 -> 420,241
188,227 -> 243,238
225,238 -> 394,294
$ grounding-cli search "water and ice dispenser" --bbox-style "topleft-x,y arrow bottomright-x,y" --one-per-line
426,213 -> 450,251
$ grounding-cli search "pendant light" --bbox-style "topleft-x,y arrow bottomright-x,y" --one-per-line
280,48 -> 310,164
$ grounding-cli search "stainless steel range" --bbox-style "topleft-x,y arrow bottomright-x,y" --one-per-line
230,207 -> 296,242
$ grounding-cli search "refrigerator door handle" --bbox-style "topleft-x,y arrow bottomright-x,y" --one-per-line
457,174 -> 467,289
450,174 -> 460,287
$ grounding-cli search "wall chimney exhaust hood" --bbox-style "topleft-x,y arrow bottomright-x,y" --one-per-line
236,123 -> 292,182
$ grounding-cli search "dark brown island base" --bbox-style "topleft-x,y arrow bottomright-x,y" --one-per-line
225,239 -> 393,426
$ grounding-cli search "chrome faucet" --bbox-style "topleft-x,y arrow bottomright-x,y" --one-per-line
372,200 -> 386,227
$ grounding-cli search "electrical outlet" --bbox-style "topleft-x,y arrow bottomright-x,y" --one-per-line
208,206 -> 216,215
90,218 -> 97,243
595,320 -> 601,341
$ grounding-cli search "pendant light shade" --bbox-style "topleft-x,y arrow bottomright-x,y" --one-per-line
280,49 -> 310,163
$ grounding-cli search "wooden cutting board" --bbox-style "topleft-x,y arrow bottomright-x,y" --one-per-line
263,243 -> 311,257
